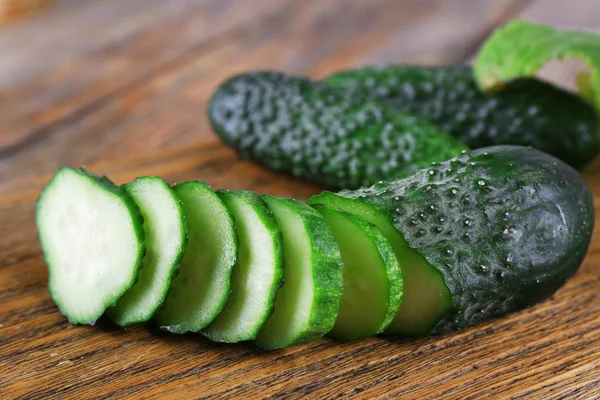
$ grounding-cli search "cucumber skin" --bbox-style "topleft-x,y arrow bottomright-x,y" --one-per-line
209,71 -> 468,189
154,181 -> 237,333
308,191 -> 452,336
325,66 -> 599,169
259,196 -> 344,348
312,205 -> 403,337
338,146 -> 595,334
203,190 -> 284,343
38,168 -> 146,325
107,177 -> 187,327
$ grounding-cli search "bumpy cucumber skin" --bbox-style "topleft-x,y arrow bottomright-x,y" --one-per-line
203,190 -> 284,343
106,177 -> 187,327
257,196 -> 344,349
308,191 -> 452,336
209,71 -> 468,189
312,205 -> 403,338
37,168 -> 146,325
338,146 -> 594,334
326,66 -> 599,169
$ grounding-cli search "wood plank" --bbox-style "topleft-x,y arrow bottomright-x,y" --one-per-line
1,143 -> 599,399
0,0 -> 286,152
3,0 -> 600,399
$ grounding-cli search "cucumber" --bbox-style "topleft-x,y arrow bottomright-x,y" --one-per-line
308,192 -> 451,336
106,177 -> 187,327
311,205 -> 403,341
154,181 -> 237,333
203,190 -> 283,343
339,146 -> 594,334
209,71 -> 468,189
325,66 -> 599,169
36,168 -> 145,325
255,196 -> 344,349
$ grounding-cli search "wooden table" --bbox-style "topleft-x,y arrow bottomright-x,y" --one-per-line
2,1 -> 600,398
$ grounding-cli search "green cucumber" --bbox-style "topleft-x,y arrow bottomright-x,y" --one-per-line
255,196 -> 343,349
209,71 -> 468,189
154,181 -> 237,333
36,168 -> 145,325
203,190 -> 284,343
311,205 -> 403,341
338,146 -> 594,334
106,177 -> 187,327
325,66 -> 598,169
308,192 -> 451,336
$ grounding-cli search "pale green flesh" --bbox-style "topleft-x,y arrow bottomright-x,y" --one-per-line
107,177 -> 186,327
308,193 -> 451,335
315,207 -> 389,341
154,181 -> 236,333
255,198 -> 315,349
204,191 -> 282,343
37,168 -> 144,325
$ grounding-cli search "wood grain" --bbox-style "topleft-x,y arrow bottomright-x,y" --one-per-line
1,0 -> 600,399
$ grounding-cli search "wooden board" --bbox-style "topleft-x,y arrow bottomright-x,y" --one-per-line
2,0 -> 600,398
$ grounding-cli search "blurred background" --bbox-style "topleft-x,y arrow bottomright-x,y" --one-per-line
0,0 -> 598,198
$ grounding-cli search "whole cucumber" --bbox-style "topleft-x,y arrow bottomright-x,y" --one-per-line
209,71 -> 468,189
326,66 -> 599,169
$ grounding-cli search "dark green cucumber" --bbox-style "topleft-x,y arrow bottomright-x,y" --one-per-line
37,168 -> 145,325
337,146 -> 594,334
308,192 -> 451,336
209,71 -> 468,189
255,196 -> 344,349
312,205 -> 403,341
325,66 -> 599,169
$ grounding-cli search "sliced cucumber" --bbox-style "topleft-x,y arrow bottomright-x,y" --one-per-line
255,196 -> 343,350
154,181 -> 237,333
308,192 -> 451,336
106,177 -> 187,327
36,168 -> 145,325
312,205 -> 403,341
203,190 -> 283,343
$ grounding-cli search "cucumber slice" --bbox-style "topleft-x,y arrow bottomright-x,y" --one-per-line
312,205 -> 403,341
308,192 -> 451,336
154,181 -> 237,333
255,196 -> 343,350
203,190 -> 283,343
106,177 -> 187,327
36,168 -> 145,325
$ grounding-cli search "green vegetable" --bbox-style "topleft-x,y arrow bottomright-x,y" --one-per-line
107,177 -> 187,327
475,20 -> 600,111
37,145 -> 595,344
154,181 -> 237,333
209,71 -> 468,189
337,146 -> 594,334
308,192 -> 451,336
36,168 -> 145,325
326,66 -> 598,169
255,196 -> 343,349
312,205 -> 403,341
204,190 -> 284,343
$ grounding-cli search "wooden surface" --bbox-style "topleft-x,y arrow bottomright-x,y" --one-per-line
1,1 -> 600,398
